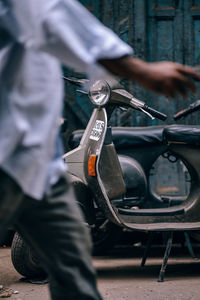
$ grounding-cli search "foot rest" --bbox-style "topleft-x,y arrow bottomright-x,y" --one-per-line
118,207 -> 184,216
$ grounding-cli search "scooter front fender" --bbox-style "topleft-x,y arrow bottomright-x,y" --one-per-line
84,108 -> 124,225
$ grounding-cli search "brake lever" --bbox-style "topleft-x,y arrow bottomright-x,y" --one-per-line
138,107 -> 155,120
76,89 -> 88,95
119,106 -> 128,112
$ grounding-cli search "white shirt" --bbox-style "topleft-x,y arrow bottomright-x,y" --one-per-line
0,0 -> 133,199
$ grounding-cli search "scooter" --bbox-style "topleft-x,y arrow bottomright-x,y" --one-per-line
63,77 -> 192,249
63,77 -> 172,251
10,77 -> 169,280
63,77 -> 200,281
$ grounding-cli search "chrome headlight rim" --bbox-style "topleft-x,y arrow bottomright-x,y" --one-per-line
88,80 -> 110,106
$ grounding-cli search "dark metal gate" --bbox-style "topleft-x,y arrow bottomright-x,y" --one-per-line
64,0 -> 200,127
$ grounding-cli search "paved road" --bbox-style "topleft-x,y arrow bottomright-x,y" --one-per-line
0,246 -> 200,300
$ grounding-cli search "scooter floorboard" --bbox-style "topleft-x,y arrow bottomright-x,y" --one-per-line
123,221 -> 200,232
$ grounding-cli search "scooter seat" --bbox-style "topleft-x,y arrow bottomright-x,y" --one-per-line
164,125 -> 200,145
69,126 -> 165,150
111,126 -> 165,149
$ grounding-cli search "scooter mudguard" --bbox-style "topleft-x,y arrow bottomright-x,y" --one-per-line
82,108 -> 127,225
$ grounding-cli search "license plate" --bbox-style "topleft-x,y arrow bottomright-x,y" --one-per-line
90,120 -> 105,141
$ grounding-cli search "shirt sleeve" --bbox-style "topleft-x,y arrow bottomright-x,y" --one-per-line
0,0 -> 133,81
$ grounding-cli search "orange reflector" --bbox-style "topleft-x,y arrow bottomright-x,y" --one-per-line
88,155 -> 97,176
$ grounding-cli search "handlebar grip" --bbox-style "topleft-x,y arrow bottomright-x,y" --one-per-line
173,108 -> 191,120
143,105 -> 167,121
174,99 -> 200,120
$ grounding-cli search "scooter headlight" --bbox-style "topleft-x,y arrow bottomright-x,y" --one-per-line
89,80 -> 110,106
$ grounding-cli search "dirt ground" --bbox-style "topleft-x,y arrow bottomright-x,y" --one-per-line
0,245 -> 200,300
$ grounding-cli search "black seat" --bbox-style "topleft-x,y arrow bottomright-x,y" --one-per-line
69,126 -> 166,150
111,126 -> 165,149
164,125 -> 200,145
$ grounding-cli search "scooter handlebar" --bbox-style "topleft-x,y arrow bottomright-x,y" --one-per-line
143,105 -> 167,121
174,99 -> 200,120
63,76 -> 88,87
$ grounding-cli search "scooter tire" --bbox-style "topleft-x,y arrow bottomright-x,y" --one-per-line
11,232 -> 46,279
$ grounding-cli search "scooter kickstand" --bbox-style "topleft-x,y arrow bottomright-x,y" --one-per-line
184,232 -> 197,259
141,232 -> 154,267
158,231 -> 173,282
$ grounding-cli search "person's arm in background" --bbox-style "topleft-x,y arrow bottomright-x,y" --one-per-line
1,0 -> 200,96
98,56 -> 200,98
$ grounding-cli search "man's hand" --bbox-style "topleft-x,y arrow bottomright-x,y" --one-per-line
134,61 -> 200,98
99,57 -> 200,98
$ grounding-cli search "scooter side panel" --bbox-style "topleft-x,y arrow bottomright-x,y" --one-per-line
115,145 -> 200,230
99,144 -> 126,200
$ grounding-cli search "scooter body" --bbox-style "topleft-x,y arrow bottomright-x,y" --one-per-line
69,125 -> 184,211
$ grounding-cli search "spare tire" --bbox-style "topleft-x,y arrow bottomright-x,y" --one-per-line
11,232 -> 46,279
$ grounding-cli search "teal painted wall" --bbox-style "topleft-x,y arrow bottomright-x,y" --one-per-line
64,0 -> 200,127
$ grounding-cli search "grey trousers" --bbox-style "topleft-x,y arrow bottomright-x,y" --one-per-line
0,170 -> 24,239
0,170 -> 102,300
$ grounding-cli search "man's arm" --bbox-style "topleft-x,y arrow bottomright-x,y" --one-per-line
1,0 -> 200,97
37,0 -> 200,97
99,56 -> 200,98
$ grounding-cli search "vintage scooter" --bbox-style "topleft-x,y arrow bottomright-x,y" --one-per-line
64,77 -> 172,252
63,78 -> 200,281
10,78 -> 169,281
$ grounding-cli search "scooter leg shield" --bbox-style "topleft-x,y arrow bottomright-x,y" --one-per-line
70,175 -> 96,225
